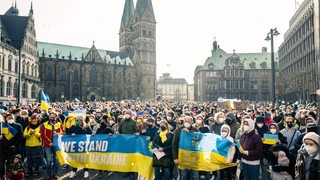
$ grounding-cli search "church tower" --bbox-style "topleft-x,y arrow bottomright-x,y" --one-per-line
132,0 -> 156,100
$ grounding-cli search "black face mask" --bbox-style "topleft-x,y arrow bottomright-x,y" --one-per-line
287,122 -> 293,128
147,124 -> 153,128
160,126 -> 167,131
49,118 -> 55,123
225,119 -> 232,124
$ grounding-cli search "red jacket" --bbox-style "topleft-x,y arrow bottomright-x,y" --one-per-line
40,120 -> 64,147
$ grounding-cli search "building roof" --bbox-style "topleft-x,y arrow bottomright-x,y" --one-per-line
0,15 -> 28,49
195,42 -> 278,71
37,41 -> 134,66
120,0 -> 134,30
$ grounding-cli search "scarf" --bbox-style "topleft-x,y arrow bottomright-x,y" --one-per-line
159,130 -> 168,143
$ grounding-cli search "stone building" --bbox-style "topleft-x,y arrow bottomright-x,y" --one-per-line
278,0 -> 320,101
39,0 -> 156,101
0,3 -> 40,103
156,73 -> 189,100
194,40 -> 278,102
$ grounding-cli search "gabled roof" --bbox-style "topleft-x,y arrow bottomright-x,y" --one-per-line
0,15 -> 28,49
37,42 -> 134,66
135,0 -> 155,22
4,5 -> 19,16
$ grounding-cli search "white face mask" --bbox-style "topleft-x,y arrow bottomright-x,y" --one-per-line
143,119 -> 148,123
21,115 -> 28,119
7,119 -> 14,124
124,114 -> 131,119
167,116 -> 172,121
270,129 -> 277,134
219,118 -> 224,123
305,145 -> 318,156
243,125 -> 250,133
196,120 -> 202,124
184,122 -> 191,128
221,132 -> 228,137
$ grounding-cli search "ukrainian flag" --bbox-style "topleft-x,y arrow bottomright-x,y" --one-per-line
178,131 -> 236,171
53,134 -> 154,180
40,91 -> 51,111
1,122 -> 18,140
68,109 -> 86,119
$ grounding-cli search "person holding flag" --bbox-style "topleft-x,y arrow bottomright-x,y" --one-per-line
0,113 -> 23,179
40,112 -> 64,180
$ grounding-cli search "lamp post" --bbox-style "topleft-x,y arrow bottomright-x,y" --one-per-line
265,28 -> 280,107
67,67 -> 73,101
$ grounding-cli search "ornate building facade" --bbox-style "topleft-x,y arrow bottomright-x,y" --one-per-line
194,40 -> 278,102
39,0 -> 157,101
278,0 -> 320,101
0,3 -> 40,103
156,73 -> 189,100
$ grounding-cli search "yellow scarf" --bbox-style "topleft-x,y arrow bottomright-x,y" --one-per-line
159,130 -> 168,143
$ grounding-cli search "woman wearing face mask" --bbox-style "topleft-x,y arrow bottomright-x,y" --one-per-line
295,132 -> 320,180
193,115 -> 210,133
280,116 -> 301,151
152,120 -> 174,180
239,118 -> 263,180
211,112 -> 225,135
220,124 -> 236,180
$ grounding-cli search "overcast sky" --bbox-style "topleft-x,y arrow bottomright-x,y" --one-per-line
1,0 -> 303,83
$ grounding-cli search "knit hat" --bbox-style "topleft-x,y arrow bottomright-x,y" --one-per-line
277,151 -> 289,167
303,132 -> 320,146
226,112 -> 234,120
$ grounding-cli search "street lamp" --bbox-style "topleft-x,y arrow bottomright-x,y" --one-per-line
265,28 -> 280,107
66,67 -> 73,101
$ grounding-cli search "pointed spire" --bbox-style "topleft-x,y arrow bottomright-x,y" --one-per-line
14,0 -> 17,8
120,0 -> 134,30
135,0 -> 155,22
29,1 -> 33,15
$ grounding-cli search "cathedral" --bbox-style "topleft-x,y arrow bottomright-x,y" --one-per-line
0,0 -> 157,103
38,0 -> 157,101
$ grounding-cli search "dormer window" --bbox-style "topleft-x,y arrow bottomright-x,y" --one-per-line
250,62 -> 256,69
208,63 -> 214,70
260,61 -> 267,69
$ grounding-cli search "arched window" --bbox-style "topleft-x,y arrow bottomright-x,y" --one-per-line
46,66 -> 53,80
127,73 -> 131,84
0,80 -> 4,96
89,67 -> 98,87
15,61 -> 18,73
31,84 -> 36,98
13,81 -> 18,98
26,63 -> 30,75
60,67 -> 66,81
73,68 -> 79,81
6,80 -> 11,96
107,71 -> 112,83
22,83 -> 28,98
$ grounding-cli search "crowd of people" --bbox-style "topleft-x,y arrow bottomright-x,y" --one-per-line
0,99 -> 319,180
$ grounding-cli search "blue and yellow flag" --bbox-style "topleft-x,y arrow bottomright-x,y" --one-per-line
68,109 -> 86,119
53,134 -> 154,179
40,91 -> 50,111
1,122 -> 18,140
178,131 -> 236,171
263,133 -> 278,145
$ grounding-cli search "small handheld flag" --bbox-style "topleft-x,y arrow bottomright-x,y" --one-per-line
40,91 -> 51,111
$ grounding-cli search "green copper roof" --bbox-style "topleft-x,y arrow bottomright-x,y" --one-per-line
120,0 -> 134,29
196,42 -> 278,71
37,41 -> 134,66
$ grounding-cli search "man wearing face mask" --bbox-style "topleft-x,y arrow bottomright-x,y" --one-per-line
0,113 -> 23,179
172,116 -> 199,180
116,110 -> 139,136
166,111 -> 176,132
295,132 -> 320,180
280,116 -> 301,151
225,112 -> 240,139
141,117 -> 159,141
40,112 -> 64,180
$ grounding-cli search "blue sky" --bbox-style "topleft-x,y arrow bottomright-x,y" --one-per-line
1,0 -> 302,83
